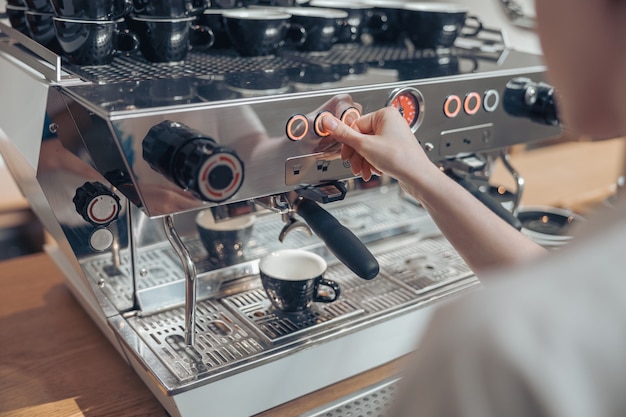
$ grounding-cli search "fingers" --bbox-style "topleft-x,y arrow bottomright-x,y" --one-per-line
321,113 -> 362,149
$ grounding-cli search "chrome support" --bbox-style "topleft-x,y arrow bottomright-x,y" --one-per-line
163,215 -> 197,346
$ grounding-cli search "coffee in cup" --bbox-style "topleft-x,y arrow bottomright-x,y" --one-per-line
196,209 -> 255,267
259,249 -> 340,313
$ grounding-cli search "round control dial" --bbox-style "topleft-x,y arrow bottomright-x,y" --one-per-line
386,87 -> 425,132
143,120 -> 245,203
73,182 -> 121,226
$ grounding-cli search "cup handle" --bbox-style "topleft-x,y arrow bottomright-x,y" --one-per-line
285,23 -> 307,48
109,0 -> 133,19
115,29 -> 140,56
313,278 -> 341,303
190,24 -> 215,51
461,15 -> 483,38
132,0 -> 148,14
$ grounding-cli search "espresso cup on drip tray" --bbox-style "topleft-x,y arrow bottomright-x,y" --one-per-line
259,249 -> 341,313
195,209 -> 256,267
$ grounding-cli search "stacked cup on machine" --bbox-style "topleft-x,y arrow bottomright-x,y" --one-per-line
127,0 -> 214,63
49,0 -> 139,65
21,0 -> 61,52
5,0 -> 31,37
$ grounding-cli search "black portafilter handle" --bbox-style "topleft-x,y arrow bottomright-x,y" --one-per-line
503,77 -> 560,126
445,170 -> 523,231
295,197 -> 380,280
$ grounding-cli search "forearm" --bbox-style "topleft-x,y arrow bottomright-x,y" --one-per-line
400,165 -> 546,274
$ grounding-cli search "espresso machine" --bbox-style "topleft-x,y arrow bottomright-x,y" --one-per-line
0,6 -> 561,415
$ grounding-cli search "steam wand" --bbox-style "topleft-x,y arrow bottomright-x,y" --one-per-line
163,215 -> 197,346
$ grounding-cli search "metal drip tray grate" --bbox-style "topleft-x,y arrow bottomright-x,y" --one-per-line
222,287 -> 364,345
300,377 -> 401,417
377,237 -> 474,294
118,235 -> 476,384
127,298 -> 265,382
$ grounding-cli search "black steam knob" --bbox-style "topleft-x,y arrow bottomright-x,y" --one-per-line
142,120 -> 244,203
503,77 -> 560,126
73,182 -> 121,226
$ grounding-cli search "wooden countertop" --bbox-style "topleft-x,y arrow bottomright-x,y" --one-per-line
0,138 -> 624,417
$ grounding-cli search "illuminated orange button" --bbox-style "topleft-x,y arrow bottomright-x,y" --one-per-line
340,107 -> 361,126
286,114 -> 309,141
464,92 -> 482,115
443,95 -> 461,118
314,110 -> 333,137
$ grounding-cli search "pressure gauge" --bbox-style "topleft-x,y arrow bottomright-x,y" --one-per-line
386,87 -> 425,132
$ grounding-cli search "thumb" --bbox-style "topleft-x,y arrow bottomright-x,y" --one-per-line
321,114 -> 363,149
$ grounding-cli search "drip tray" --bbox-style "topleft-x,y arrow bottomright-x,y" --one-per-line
222,288 -> 364,345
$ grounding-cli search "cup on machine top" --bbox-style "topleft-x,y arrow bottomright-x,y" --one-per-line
222,8 -> 306,57
131,0 -> 208,18
127,15 -> 214,63
49,0 -> 133,20
400,3 -> 483,49
280,6 -> 348,52
53,16 -> 139,66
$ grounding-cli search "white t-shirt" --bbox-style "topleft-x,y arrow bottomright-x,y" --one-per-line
391,198 -> 626,417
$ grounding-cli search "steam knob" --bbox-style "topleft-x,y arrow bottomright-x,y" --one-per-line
73,182 -> 121,226
142,120 -> 244,203
503,77 -> 559,126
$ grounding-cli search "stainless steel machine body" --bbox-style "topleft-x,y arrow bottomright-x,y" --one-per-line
0,17 -> 561,417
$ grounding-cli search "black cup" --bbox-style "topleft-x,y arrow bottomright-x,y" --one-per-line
196,209 -> 256,267
307,0 -> 373,43
401,3 -> 483,49
222,8 -> 306,57
197,9 -> 231,49
25,10 -> 61,52
259,249 -> 340,313
53,17 -> 139,66
128,15 -> 214,63
50,0 -> 133,20
132,0 -> 207,18
283,7 -> 347,52
358,0 -> 406,45
5,5 -> 31,36
23,0 -> 53,12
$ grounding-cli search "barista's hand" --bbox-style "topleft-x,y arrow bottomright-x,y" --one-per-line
321,106 -> 434,182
